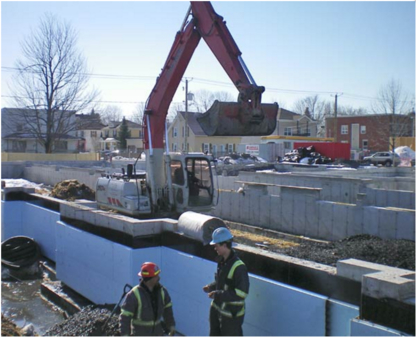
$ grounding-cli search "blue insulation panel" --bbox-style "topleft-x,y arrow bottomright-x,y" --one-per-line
327,299 -> 359,336
351,318 -> 406,336
2,201 -> 406,336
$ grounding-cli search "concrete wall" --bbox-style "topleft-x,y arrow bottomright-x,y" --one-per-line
217,172 -> 415,209
209,185 -> 415,242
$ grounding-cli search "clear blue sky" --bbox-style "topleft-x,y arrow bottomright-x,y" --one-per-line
1,1 -> 415,118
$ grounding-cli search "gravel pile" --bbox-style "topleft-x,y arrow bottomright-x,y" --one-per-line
285,234 -> 415,270
44,306 -> 120,336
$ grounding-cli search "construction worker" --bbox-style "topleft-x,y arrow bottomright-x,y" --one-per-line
119,262 -> 175,336
203,227 -> 250,336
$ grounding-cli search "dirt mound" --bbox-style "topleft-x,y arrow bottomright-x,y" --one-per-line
2,314 -> 23,336
233,229 -> 415,271
45,305 -> 119,336
50,180 -> 95,201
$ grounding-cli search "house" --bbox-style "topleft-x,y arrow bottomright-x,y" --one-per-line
100,119 -> 144,153
167,111 -> 242,157
258,108 -> 320,156
75,112 -> 106,152
1,107 -> 80,153
325,113 -> 415,152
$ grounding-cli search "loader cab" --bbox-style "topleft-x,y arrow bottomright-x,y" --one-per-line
170,153 -> 214,212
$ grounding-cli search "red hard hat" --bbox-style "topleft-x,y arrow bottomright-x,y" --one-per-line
138,262 -> 161,278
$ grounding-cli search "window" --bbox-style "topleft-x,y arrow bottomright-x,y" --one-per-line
172,143 -> 177,151
284,127 -> 292,136
303,128 -> 311,136
220,144 -> 226,155
212,144 -> 217,156
113,130 -> 117,137
173,127 -> 178,138
91,131 -> 97,137
182,126 -> 184,137
54,141 -> 68,151
360,125 -> 366,134
171,160 -> 184,185
203,143 -> 210,153
341,125 -> 348,135
80,131 -> 84,137
283,141 -> 291,150
362,139 -> 368,150
227,143 -> 234,153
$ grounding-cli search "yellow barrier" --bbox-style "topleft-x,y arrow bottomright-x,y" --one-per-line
1,152 -> 100,162
390,137 -> 415,151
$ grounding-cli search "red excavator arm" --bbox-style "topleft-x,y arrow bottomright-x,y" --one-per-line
143,1 -> 277,150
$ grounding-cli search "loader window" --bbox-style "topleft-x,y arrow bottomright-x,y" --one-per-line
186,158 -> 213,207
171,160 -> 185,186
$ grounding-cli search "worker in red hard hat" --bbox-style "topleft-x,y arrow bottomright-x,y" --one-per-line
203,227 -> 250,336
119,262 -> 176,336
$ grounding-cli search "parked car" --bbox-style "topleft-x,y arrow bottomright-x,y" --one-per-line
363,152 -> 401,167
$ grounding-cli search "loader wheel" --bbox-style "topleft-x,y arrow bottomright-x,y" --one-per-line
385,160 -> 392,167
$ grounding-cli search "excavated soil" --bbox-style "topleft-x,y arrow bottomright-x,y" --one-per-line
50,180 -> 95,201
44,306 -> 119,336
232,229 -> 415,271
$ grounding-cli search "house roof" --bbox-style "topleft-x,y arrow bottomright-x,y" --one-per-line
76,113 -> 105,130
278,108 -> 299,120
3,132 -> 81,140
107,120 -> 142,129
178,111 -> 206,136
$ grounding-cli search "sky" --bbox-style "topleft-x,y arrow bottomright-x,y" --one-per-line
1,1 -> 415,119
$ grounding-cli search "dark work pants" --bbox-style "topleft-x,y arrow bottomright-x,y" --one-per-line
209,305 -> 244,336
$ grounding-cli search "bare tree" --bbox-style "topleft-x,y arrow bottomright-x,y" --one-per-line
193,90 -> 235,112
131,102 -> 145,124
371,79 -> 414,152
292,95 -> 331,137
99,105 -> 123,125
6,13 -> 98,153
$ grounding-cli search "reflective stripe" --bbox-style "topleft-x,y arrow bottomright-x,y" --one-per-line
212,302 -> 245,318
132,319 -> 161,326
227,260 -> 244,279
235,288 -> 248,299
133,286 -> 142,320
120,309 -> 134,317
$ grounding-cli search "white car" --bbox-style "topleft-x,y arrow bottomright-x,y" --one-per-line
363,152 -> 401,167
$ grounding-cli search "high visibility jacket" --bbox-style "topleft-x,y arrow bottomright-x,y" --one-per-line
207,250 -> 249,319
119,282 -> 175,336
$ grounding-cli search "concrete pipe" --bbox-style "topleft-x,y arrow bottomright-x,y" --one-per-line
177,211 -> 226,245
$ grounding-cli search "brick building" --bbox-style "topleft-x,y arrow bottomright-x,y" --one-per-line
325,113 -> 414,152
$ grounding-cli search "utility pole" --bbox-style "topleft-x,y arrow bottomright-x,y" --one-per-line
184,78 -> 188,153
332,93 -> 342,142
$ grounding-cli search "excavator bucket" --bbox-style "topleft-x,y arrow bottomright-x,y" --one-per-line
196,100 -> 278,136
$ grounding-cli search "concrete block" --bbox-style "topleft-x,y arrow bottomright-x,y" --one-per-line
378,209 -> 397,240
374,189 -> 386,207
396,209 -> 415,241
318,201 -> 334,240
281,191 -> 293,234
304,195 -> 319,239
347,205 -> 363,237
363,271 -> 415,301
332,203 -> 348,240
387,191 -> 399,209
362,207 -> 379,237
230,193 -> 241,222
399,191 -> 414,210
259,195 -> 271,229
269,196 -> 282,231
337,258 -> 412,283
292,195 -> 306,236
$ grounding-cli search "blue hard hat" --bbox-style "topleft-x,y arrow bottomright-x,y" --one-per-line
210,227 -> 233,245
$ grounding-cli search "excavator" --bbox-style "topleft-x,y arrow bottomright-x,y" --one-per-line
96,1 -> 278,218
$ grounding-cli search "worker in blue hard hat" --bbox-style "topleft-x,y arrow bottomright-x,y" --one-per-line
202,227 -> 250,336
